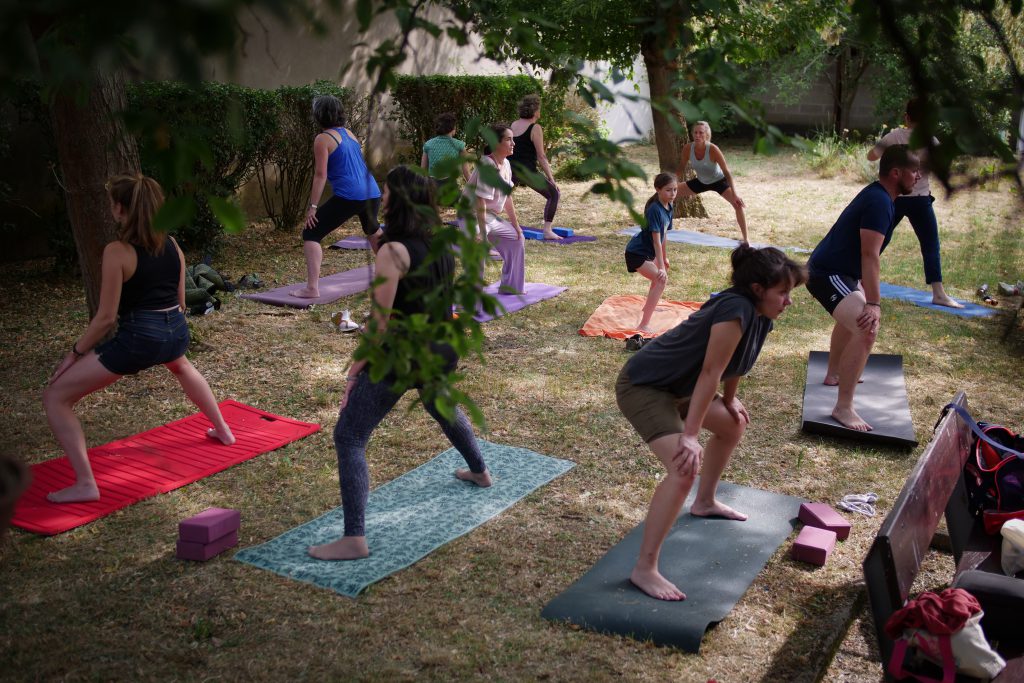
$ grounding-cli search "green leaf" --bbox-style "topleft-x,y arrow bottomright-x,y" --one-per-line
152,196 -> 195,233
207,195 -> 246,234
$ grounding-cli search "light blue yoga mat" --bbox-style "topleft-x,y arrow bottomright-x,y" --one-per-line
235,441 -> 574,597
878,282 -> 996,318
618,226 -> 810,253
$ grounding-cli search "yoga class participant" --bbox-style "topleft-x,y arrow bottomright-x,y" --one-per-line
867,98 -> 962,308
309,166 -> 492,562
509,94 -> 561,240
293,94 -> 382,299
421,111 -> 471,186
806,144 -> 921,431
462,123 -> 527,294
624,172 -> 678,334
617,245 -> 806,600
43,174 -> 235,504
674,121 -> 748,244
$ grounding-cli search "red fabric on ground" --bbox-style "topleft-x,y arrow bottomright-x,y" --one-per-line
884,588 -> 982,638
579,295 -> 702,340
12,401 -> 320,535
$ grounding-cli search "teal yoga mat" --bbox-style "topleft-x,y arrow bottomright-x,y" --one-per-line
542,480 -> 804,652
235,441 -> 574,596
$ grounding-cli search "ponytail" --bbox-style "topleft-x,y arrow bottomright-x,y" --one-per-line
644,171 -> 678,213
107,173 -> 166,255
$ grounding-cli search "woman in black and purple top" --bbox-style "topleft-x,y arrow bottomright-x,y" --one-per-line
509,94 -> 561,240
308,166 -> 492,562
43,174 -> 235,504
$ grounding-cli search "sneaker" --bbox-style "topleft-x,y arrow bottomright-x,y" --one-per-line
625,334 -> 647,351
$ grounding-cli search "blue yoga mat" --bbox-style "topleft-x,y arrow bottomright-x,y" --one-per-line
618,227 -> 810,253
878,282 -> 996,318
235,441 -> 574,597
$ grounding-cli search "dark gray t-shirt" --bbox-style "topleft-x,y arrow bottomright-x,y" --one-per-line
624,289 -> 773,397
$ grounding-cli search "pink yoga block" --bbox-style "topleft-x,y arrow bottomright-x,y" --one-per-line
798,503 -> 851,540
178,507 -> 241,544
791,526 -> 837,566
176,530 -> 239,561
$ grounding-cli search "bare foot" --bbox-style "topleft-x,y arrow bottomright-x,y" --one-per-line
307,536 -> 369,561
636,325 -> 654,336
691,500 -> 748,521
832,406 -> 872,431
288,287 -> 320,299
47,482 -> 100,504
823,374 -> 863,386
542,231 -> 562,241
206,427 -> 236,446
455,468 -> 493,487
932,295 -> 964,309
630,567 -> 685,601
488,249 -> 502,260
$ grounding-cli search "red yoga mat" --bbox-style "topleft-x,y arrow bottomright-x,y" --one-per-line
12,400 -> 320,535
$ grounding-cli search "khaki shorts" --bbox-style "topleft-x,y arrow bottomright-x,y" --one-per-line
616,366 -> 695,443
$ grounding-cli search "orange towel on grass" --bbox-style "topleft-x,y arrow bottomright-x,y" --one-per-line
579,295 -> 702,340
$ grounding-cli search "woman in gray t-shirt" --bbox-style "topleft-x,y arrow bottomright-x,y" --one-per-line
615,245 -> 807,601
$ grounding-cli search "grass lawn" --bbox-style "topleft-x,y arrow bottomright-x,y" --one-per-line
1,143 -> 1021,682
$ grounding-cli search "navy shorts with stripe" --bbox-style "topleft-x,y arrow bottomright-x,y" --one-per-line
806,274 -> 861,315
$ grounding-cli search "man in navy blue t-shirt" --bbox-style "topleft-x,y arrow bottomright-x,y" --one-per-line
806,145 -> 921,432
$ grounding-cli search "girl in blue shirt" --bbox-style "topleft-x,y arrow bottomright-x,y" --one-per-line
624,172 -> 677,334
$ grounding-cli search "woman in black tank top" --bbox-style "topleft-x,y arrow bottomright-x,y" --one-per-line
508,93 -> 562,240
308,165 -> 492,562
42,174 -> 235,504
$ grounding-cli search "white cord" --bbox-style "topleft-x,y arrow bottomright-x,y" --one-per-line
838,492 -> 878,517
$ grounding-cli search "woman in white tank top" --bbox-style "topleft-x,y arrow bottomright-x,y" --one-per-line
675,121 -> 748,244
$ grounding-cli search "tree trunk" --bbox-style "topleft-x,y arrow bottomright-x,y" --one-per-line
641,24 -> 707,219
50,70 -> 140,316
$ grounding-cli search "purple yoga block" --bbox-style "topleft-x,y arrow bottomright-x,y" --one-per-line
791,526 -> 837,566
178,507 -> 241,544
798,503 -> 851,541
176,530 -> 239,561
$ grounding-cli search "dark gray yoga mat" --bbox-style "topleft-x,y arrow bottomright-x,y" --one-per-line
801,351 -> 918,447
541,480 -> 804,652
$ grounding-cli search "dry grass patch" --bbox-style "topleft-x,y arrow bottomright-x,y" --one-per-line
1,143 -> 1021,682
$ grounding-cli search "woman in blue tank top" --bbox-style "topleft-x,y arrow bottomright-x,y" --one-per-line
43,174 -> 235,504
308,165 -> 491,561
292,95 -> 383,299
674,120 -> 749,244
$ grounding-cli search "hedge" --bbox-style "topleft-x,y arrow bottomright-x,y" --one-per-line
389,75 -> 570,156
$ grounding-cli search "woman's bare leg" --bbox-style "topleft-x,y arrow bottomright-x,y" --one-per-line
690,397 -> 747,520
631,433 -> 696,601
164,356 -> 235,445
720,188 -> 748,243
291,240 -> 323,298
42,354 -> 121,503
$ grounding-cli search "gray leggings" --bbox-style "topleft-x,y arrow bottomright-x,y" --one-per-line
333,371 -> 486,537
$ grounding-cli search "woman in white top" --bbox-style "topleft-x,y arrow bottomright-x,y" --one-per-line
675,120 -> 748,244
462,123 -> 526,294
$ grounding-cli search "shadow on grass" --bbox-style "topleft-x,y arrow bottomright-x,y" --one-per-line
758,578 -> 867,683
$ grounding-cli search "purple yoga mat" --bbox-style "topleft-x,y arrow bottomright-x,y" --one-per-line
474,282 -> 567,322
329,236 -> 370,250
239,265 -> 374,308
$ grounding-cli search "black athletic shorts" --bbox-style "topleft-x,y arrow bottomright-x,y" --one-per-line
686,177 -> 730,195
624,251 -> 650,273
302,195 -> 381,243
806,274 -> 861,315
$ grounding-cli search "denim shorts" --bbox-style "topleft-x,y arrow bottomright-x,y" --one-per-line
96,309 -> 189,375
